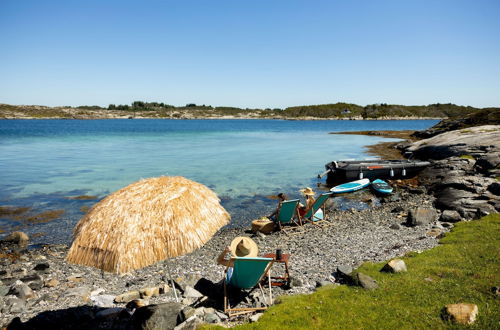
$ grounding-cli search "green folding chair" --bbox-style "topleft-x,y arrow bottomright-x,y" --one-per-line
276,199 -> 301,233
302,192 -> 333,226
223,257 -> 274,316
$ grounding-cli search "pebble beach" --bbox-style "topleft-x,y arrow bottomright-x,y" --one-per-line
0,188 -> 445,328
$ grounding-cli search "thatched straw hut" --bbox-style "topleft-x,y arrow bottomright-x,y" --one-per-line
66,176 -> 230,274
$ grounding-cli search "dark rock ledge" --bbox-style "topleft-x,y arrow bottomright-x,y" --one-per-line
401,125 -> 500,220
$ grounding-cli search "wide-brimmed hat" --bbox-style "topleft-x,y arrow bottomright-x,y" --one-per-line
299,187 -> 315,196
229,237 -> 258,257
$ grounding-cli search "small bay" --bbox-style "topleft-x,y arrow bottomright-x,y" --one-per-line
0,119 -> 437,244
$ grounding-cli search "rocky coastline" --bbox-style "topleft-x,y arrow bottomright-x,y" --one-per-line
1,121 -> 499,329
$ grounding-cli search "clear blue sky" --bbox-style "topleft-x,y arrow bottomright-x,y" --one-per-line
1,0 -> 499,108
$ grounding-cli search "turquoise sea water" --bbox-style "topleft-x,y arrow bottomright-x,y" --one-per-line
0,119 -> 438,244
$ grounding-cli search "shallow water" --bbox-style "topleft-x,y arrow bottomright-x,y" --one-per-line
0,119 -> 438,244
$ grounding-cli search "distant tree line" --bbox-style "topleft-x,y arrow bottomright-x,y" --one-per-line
69,100 -> 498,119
107,101 -> 176,111
282,102 -> 488,119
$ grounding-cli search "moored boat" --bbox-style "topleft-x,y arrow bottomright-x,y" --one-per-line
322,159 -> 430,184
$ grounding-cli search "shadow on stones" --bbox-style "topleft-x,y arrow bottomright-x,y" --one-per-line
6,305 -> 133,330
193,278 -> 251,310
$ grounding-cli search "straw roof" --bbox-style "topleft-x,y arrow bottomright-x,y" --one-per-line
66,176 -> 230,274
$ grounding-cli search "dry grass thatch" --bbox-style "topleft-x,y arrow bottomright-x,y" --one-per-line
66,176 -> 230,274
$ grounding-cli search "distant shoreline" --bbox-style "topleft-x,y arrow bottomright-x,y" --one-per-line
2,101 -> 487,120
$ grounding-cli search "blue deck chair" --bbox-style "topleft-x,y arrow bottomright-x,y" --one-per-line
223,257 -> 274,316
302,192 -> 333,226
276,199 -> 302,233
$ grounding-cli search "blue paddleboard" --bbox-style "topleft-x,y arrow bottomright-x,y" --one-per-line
330,178 -> 370,194
371,179 -> 393,194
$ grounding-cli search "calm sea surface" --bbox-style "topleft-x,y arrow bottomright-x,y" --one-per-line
0,119 -> 438,244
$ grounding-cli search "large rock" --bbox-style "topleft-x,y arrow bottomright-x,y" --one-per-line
183,286 -> 203,299
5,296 -> 26,313
440,210 -> 461,222
8,280 -> 34,300
353,273 -> 378,290
132,302 -> 183,330
139,287 -> 160,298
334,265 -> 353,284
407,125 -> 500,160
381,259 -> 407,273
442,303 -> 478,325
91,294 -> 116,307
2,231 -> 29,244
115,290 -> 141,303
406,208 -> 438,226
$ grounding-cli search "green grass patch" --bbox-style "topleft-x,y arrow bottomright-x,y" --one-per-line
459,154 -> 475,160
208,214 -> 499,329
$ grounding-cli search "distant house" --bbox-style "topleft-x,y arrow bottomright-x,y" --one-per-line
342,109 -> 351,114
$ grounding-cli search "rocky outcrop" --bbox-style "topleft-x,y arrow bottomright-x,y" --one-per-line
407,125 -> 500,160
413,109 -> 500,138
403,125 -> 500,220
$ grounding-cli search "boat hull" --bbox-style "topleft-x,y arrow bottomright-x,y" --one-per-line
325,159 -> 430,185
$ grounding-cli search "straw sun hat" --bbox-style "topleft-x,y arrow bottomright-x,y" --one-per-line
299,187 -> 315,196
229,237 -> 258,257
